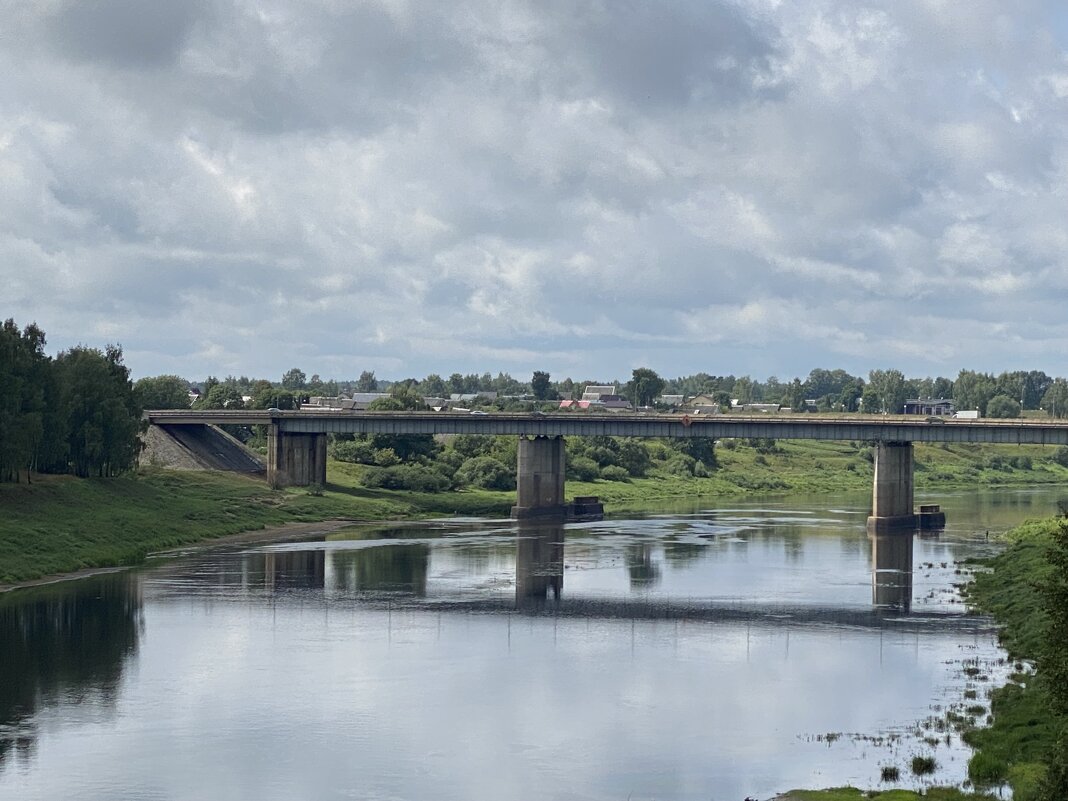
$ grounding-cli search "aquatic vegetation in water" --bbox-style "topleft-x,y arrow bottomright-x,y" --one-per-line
911,755 -> 937,775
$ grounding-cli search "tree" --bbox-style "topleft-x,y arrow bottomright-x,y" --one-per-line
1043,380 -> 1068,419
250,387 -> 298,410
860,387 -> 880,414
366,390 -> 436,461
786,378 -> 805,412
733,376 -> 754,404
986,395 -> 1021,419
203,384 -> 243,409
868,369 -> 907,414
531,371 -> 553,401
954,370 -> 996,416
0,319 -> 48,482
626,368 -> 665,408
933,376 -> 954,399
356,370 -> 378,392
421,374 -> 447,398
281,368 -> 306,390
52,345 -> 142,477
135,375 -> 190,410
838,378 -> 864,412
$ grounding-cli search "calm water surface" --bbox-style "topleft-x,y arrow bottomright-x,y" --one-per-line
2,486 -> 1063,800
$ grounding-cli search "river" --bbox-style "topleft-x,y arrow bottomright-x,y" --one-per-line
1,485 -> 1063,800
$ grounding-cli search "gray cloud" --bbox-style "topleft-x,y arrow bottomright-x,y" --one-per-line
2,0 -> 1068,382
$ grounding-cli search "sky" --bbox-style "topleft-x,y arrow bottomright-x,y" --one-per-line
3,0 -> 1068,383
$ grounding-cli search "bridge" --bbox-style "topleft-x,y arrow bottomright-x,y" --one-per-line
145,410 -> 1068,531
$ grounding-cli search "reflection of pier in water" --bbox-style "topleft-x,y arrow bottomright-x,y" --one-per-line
871,532 -> 914,612
515,522 -> 564,608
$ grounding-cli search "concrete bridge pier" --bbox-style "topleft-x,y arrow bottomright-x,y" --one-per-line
867,441 -> 917,532
511,436 -> 566,519
267,427 -> 327,489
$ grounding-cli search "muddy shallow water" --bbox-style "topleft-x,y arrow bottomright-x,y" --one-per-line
1,486 -> 1061,800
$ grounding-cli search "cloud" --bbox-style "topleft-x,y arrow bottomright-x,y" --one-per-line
2,0 -> 1068,382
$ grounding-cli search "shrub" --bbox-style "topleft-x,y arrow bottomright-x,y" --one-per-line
1051,446 -> 1068,468
329,438 -> 378,464
449,434 -> 493,459
1012,455 -> 1033,470
968,750 -> 1007,786
664,455 -> 697,476
880,765 -> 900,782
361,465 -> 450,492
600,465 -> 631,482
455,456 -> 515,490
720,438 -> 738,450
617,439 -> 652,477
567,456 -> 601,482
587,445 -> 619,468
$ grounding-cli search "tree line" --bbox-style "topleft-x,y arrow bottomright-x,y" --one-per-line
0,319 -> 142,482
156,365 -> 1068,421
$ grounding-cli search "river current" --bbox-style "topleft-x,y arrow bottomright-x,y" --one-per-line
1,486 -> 1062,800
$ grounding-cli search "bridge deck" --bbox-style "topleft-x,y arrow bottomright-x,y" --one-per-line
144,411 -> 1068,445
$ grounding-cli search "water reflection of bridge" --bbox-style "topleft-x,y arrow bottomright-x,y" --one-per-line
227,524 -> 974,634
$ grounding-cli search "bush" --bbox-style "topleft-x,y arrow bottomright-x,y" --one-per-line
600,465 -> 631,482
449,434 -> 492,459
720,438 -> 737,450
329,438 -> 378,464
987,394 -> 1022,419
567,456 -> 601,482
361,465 -> 450,492
664,455 -> 697,476
968,750 -> 1007,786
880,765 -> 900,782
617,439 -> 652,477
1051,447 -> 1068,468
455,456 -> 515,490
1012,455 -> 1033,470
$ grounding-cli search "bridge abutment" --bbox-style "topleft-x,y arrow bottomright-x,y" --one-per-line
267,428 -> 327,489
511,436 -> 566,519
867,441 -> 917,532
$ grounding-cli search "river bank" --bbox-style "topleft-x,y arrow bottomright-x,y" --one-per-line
4,439 -> 1068,588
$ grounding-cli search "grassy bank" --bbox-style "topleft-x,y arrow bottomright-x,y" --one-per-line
775,789 -> 996,800
570,439 -> 1068,511
0,468 -> 511,586
961,517 -> 1067,800
4,438 -> 1068,587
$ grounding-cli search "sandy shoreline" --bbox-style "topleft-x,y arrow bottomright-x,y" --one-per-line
0,518 -> 360,595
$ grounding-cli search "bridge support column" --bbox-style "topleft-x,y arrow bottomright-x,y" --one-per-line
867,441 -> 917,532
511,436 -> 566,519
267,427 -> 327,489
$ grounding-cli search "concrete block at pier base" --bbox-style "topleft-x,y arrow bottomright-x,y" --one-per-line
511,504 -> 568,520
917,510 -> 947,529
867,514 -> 918,534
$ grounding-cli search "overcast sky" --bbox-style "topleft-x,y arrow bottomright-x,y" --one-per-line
3,1 -> 1068,383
